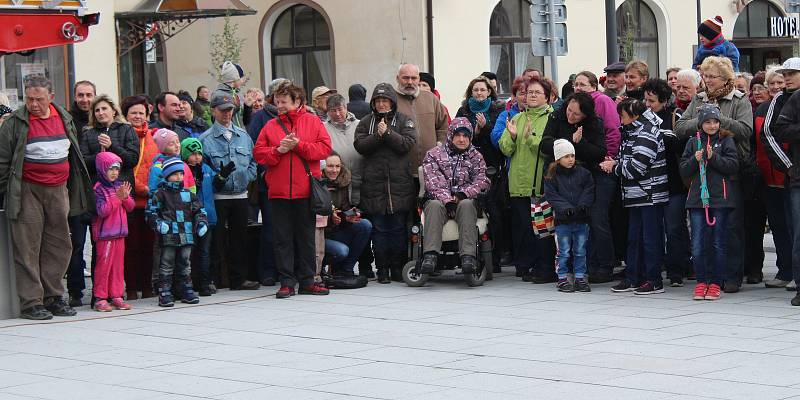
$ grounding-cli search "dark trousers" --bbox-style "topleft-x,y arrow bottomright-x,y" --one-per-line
690,208 -> 730,286
193,229 -> 213,287
588,171 -> 617,273
271,198 -> 316,287
509,196 -> 556,276
743,196 -> 766,280
258,186 -> 277,281
725,183 -> 745,285
67,215 -> 93,296
765,187 -> 793,281
124,209 -> 154,294
214,198 -> 249,288
664,193 -> 691,281
159,245 -> 192,282
625,205 -> 665,286
369,212 -> 408,268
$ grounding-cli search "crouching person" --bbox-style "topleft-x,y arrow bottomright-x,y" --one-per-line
420,117 -> 491,274
146,157 -> 208,307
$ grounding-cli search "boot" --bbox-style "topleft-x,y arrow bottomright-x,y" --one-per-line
158,279 -> 174,307
376,268 -> 391,284
390,257 -> 406,282
179,276 -> 199,304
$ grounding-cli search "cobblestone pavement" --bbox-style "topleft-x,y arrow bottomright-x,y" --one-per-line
0,239 -> 798,399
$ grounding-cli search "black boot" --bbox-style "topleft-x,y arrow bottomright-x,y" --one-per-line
390,256 -> 406,282
158,279 -> 174,307
376,268 -> 391,284
179,276 -> 199,304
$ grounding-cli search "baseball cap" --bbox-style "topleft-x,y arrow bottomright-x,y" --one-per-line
311,86 -> 337,101
210,94 -> 235,110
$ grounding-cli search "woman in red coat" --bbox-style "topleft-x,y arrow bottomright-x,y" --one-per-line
254,81 -> 332,299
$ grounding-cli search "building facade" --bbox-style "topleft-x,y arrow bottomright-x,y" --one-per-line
1,0 -> 798,113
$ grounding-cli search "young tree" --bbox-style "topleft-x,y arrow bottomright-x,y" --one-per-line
209,12 -> 245,82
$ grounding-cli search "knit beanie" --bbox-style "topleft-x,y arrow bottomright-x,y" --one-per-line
180,138 -> 203,161
153,128 -> 179,153
419,72 -> 436,91
698,16 -> 724,42
697,105 -> 721,128
220,61 -> 244,83
553,139 -> 575,161
161,156 -> 184,180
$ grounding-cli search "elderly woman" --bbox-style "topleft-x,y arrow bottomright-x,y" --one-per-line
674,56 -> 753,293
734,72 -> 753,98
499,77 -> 556,283
674,69 -> 702,111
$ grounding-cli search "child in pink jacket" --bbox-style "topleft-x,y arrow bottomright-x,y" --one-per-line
92,152 -> 135,312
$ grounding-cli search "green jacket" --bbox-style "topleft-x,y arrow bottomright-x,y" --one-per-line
498,105 -> 553,197
0,104 -> 92,221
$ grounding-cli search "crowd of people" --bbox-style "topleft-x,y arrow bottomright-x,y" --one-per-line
2,15 -> 800,321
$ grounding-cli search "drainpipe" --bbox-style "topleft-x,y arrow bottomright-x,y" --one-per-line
696,0 -> 702,45
605,0 -> 618,64
426,0 -> 434,75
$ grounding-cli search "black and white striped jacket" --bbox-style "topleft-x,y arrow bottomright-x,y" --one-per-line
614,109 -> 669,207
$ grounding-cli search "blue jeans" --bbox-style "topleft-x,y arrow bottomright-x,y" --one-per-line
555,223 -> 589,279
588,171 -> 617,274
664,194 -> 691,280
325,219 -> 373,274
369,212 -> 408,268
765,187 -> 793,281
690,208 -> 730,285
790,187 -> 800,290
625,205 -> 665,286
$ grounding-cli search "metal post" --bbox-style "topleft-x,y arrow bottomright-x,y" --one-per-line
605,0 -> 618,64
547,0 -> 558,86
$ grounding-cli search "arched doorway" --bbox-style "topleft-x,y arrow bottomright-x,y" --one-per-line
260,2 -> 333,91
733,0 -> 796,72
617,0 -> 659,73
489,0 -> 544,96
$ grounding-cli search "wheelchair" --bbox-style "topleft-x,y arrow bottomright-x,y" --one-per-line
402,167 -> 493,287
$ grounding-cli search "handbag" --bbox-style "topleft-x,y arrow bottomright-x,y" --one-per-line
530,197 -> 555,239
275,118 -> 333,216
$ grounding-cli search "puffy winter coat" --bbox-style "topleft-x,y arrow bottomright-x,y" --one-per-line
325,112 -> 363,205
422,118 -> 491,205
253,106 -> 332,199
674,89 -> 752,159
754,93 -> 789,188
148,153 -> 196,194
589,90 -> 622,157
80,122 -> 140,186
693,36 -> 740,71
146,180 -> 208,246
132,123 -> 159,209
679,130 -> 740,209
498,104 -> 553,197
92,152 -> 135,241
765,90 -> 800,188
540,108 -> 606,172
187,161 -> 218,226
543,164 -> 595,225
455,100 -> 504,169
656,105 -> 690,195
614,109 -> 669,207
491,102 -> 522,149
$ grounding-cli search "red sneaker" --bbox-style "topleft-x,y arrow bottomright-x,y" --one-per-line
299,284 -> 330,295
705,283 -> 721,300
693,283 -> 707,300
276,286 -> 296,299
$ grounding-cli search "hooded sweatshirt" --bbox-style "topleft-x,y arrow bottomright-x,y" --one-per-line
347,84 -> 371,120
92,152 -> 135,241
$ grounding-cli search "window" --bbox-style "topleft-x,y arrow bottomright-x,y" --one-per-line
271,5 -> 332,91
733,0 -> 784,38
617,0 -> 659,73
118,23 -> 168,99
489,0 -> 544,96
1,46 -> 70,109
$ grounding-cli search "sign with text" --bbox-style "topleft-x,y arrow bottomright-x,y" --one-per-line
771,16 -> 799,37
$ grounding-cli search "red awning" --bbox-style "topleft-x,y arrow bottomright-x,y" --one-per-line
0,12 -> 99,54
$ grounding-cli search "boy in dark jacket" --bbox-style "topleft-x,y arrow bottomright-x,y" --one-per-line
146,157 -> 208,307
543,139 -> 595,293
680,105 -> 739,301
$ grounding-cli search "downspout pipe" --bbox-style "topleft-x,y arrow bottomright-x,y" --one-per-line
605,0 -> 618,64
426,0 -> 434,75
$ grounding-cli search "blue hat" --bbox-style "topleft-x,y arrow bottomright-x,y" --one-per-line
161,157 -> 184,180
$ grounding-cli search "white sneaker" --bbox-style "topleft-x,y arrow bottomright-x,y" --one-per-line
786,280 -> 797,291
765,279 -> 790,288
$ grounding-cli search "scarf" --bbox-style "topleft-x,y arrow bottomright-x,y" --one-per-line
468,97 -> 492,130
134,122 -> 150,138
706,80 -> 735,102
675,98 -> 691,111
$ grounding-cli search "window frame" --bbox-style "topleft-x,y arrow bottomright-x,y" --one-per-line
270,4 -> 332,91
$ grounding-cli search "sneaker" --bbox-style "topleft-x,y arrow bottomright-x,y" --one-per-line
692,283 -> 708,300
574,278 -> 591,292
765,279 -> 791,288
19,305 -> 53,320
556,278 -> 574,293
94,299 -> 112,312
44,297 -> 77,316
261,277 -> 276,287
68,294 -> 83,308
198,286 -> 213,297
299,284 -> 330,295
276,286 -> 295,299
208,283 -> 218,294
611,280 -> 633,293
670,278 -> 684,287
704,284 -> 722,300
722,281 -> 740,293
110,298 -> 131,310
791,293 -> 800,306
786,280 -> 797,291
420,253 -> 437,274
633,282 -> 665,295
158,286 -> 174,307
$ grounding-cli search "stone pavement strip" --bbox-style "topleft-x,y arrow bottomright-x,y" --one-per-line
0,266 -> 799,399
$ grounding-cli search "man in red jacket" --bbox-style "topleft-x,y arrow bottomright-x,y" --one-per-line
253,81 -> 332,299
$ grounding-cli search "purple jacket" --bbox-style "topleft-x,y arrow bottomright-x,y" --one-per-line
422,117 -> 491,204
590,90 -> 621,158
92,152 -> 134,241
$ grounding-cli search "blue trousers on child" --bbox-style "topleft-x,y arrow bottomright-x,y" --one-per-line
555,223 -> 589,279
690,208 -> 730,286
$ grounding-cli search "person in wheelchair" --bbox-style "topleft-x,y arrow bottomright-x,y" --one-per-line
420,117 -> 491,274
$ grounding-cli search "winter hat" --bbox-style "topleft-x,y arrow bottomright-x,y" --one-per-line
220,61 -> 244,83
161,156 -> 184,180
448,117 -> 474,140
697,104 -> 721,128
177,91 -> 194,105
0,104 -> 11,118
95,151 -> 122,183
698,16 -> 724,42
553,139 -> 575,161
180,138 -> 203,161
153,128 -> 179,153
419,72 -> 436,90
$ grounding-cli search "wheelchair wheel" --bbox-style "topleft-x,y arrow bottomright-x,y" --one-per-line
464,260 -> 487,287
402,260 -> 429,287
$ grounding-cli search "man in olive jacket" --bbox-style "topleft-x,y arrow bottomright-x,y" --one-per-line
0,76 -> 92,320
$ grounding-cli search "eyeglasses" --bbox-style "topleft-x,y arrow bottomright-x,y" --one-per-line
527,90 -> 546,96
703,74 -> 722,81
573,82 -> 591,88
751,84 -> 767,92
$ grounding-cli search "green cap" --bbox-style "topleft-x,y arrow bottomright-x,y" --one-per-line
180,138 -> 203,161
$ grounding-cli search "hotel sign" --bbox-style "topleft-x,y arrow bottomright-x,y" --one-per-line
771,16 -> 800,37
